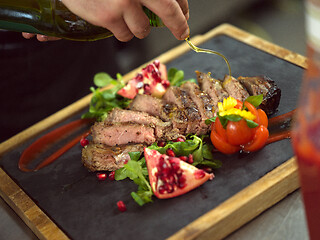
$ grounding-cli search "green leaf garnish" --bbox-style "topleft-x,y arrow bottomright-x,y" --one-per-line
205,116 -> 217,125
245,94 -> 263,108
245,119 -> 259,128
167,68 -> 196,87
224,114 -> 243,122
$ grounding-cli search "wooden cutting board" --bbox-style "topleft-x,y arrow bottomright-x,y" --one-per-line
0,24 -> 306,240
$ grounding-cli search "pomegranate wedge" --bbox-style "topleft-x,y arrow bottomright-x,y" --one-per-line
144,148 -> 214,199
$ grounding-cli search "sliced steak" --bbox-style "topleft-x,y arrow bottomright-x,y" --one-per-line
106,108 -> 181,141
162,86 -> 202,134
196,71 -> 228,108
91,122 -> 156,146
238,76 -> 281,115
181,81 -> 214,134
82,143 -> 145,171
222,75 -> 250,101
129,94 -> 169,121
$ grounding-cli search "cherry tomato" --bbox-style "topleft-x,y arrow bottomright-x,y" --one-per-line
257,109 -> 268,128
210,130 -> 240,154
243,125 -> 269,152
226,119 -> 255,146
214,117 -> 227,141
244,101 -> 260,124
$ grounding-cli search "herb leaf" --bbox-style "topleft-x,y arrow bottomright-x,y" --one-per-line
245,119 -> 259,128
245,94 -> 263,108
167,68 -> 196,87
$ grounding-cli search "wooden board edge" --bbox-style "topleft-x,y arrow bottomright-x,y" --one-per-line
0,168 -> 69,240
168,157 -> 299,240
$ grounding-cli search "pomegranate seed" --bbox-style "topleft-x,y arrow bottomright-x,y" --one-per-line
80,138 -> 89,147
187,154 -> 194,164
164,183 -> 173,193
123,159 -> 129,164
96,173 -> 107,181
117,201 -> 127,212
158,185 -> 166,194
170,161 -> 180,172
143,84 -> 151,95
152,70 -> 162,83
146,64 -> 155,73
157,141 -> 166,147
135,73 -> 143,81
174,137 -> 185,142
161,79 -> 170,89
179,156 -> 188,162
166,148 -> 175,157
153,60 -> 160,69
178,182 -> 186,189
108,171 -> 115,180
194,169 -> 206,179
178,174 -> 186,184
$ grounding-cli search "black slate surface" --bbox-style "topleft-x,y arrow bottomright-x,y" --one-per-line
0,35 -> 303,240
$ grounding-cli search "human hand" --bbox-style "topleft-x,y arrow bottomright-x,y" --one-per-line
22,33 -> 61,42
61,0 -> 190,42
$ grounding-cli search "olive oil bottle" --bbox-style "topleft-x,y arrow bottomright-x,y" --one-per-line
0,0 -> 163,41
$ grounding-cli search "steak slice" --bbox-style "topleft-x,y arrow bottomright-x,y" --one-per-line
82,143 -> 145,171
106,108 -> 180,141
181,81 -> 214,134
238,76 -> 281,116
162,86 -> 202,135
196,71 -> 229,108
222,75 -> 250,101
91,122 -> 156,146
129,94 -> 169,121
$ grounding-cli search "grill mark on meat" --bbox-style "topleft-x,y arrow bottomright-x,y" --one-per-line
222,75 -> 250,101
162,86 -> 202,134
82,143 -> 146,171
196,71 -> 228,109
181,81 -> 214,134
91,122 -> 156,146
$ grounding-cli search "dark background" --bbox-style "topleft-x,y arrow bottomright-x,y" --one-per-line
0,0 -> 304,143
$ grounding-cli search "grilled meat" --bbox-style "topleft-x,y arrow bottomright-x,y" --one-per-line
222,75 -> 250,101
91,122 -> 156,146
82,143 -> 146,171
238,76 -> 281,116
181,81 -> 214,134
196,71 -> 228,108
129,94 -> 169,121
83,71 -> 282,172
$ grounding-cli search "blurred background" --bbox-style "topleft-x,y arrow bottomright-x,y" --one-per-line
0,0 -> 305,143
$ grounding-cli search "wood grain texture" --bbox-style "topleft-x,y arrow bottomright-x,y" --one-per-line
0,24 -> 306,240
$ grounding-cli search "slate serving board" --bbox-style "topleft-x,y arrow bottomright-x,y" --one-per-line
0,24 -> 305,240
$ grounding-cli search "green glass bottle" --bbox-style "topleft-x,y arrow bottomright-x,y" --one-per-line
0,0 -> 164,41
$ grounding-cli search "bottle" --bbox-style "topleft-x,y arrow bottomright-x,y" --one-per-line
0,0 -> 163,41
291,0 -> 320,239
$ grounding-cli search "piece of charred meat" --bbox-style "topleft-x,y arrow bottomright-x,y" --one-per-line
82,143 -> 146,171
180,81 -> 215,134
238,76 -> 281,116
196,71 -> 228,109
222,75 -> 250,102
162,86 -> 203,135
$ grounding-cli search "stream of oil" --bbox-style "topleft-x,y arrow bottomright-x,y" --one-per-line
185,37 -> 232,77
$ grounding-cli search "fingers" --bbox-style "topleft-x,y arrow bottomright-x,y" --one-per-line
22,32 -> 35,39
176,0 -> 189,20
142,0 -> 190,40
123,2 -> 151,39
22,33 -> 61,41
